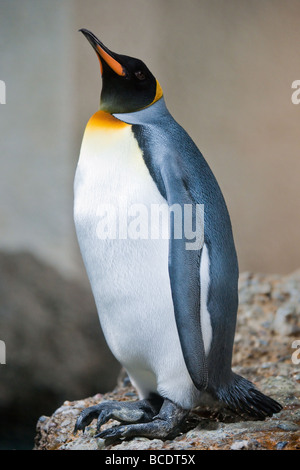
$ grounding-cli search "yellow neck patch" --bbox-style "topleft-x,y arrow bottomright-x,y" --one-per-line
86,110 -> 128,132
150,80 -> 163,106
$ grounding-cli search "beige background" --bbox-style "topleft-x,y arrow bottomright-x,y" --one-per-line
0,0 -> 299,280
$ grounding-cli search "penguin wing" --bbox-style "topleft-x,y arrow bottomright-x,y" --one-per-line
160,155 -> 208,391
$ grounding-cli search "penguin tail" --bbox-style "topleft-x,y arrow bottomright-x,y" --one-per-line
216,373 -> 283,420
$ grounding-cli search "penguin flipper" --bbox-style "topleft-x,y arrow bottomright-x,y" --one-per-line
160,161 -> 208,391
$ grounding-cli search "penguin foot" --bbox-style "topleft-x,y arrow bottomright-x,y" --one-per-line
74,394 -> 163,435
94,398 -> 189,444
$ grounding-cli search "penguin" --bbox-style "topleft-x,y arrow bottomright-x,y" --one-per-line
74,29 -> 282,442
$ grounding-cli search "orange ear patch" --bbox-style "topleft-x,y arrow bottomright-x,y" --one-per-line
149,80 -> 163,106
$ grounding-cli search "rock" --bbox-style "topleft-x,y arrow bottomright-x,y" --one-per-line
276,441 -> 288,450
33,366 -> 300,450
34,312 -> 300,451
274,304 -> 300,336
230,440 -> 259,450
3,256 -> 300,450
33,269 -> 300,450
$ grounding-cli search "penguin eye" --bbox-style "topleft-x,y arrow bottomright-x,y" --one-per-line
135,70 -> 146,81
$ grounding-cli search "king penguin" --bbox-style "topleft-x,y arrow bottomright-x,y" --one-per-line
74,29 -> 282,442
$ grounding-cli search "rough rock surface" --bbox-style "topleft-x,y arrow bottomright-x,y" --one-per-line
34,270 -> 300,450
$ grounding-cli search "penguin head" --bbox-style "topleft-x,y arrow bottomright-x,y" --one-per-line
80,29 -> 163,114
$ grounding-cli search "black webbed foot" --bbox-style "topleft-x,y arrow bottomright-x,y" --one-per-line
95,398 -> 188,444
74,396 -> 189,444
74,394 -> 163,435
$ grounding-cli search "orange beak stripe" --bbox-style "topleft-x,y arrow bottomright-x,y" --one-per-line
96,45 -> 126,77
96,53 -> 103,75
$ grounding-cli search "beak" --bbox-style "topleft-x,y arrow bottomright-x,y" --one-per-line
79,28 -> 127,77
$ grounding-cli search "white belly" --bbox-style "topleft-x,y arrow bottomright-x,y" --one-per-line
74,122 -> 201,408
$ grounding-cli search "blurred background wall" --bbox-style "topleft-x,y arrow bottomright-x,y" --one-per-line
0,0 -> 299,449
1,0 -> 300,280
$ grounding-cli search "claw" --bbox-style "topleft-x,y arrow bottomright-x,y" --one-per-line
73,423 -> 80,435
74,404 -> 102,434
96,409 -> 109,433
94,424 -> 127,442
73,417 -> 84,435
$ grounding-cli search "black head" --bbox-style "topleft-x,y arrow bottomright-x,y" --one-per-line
80,29 -> 163,114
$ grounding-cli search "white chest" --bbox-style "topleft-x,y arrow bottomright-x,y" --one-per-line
74,120 -> 168,248
74,119 -> 173,357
